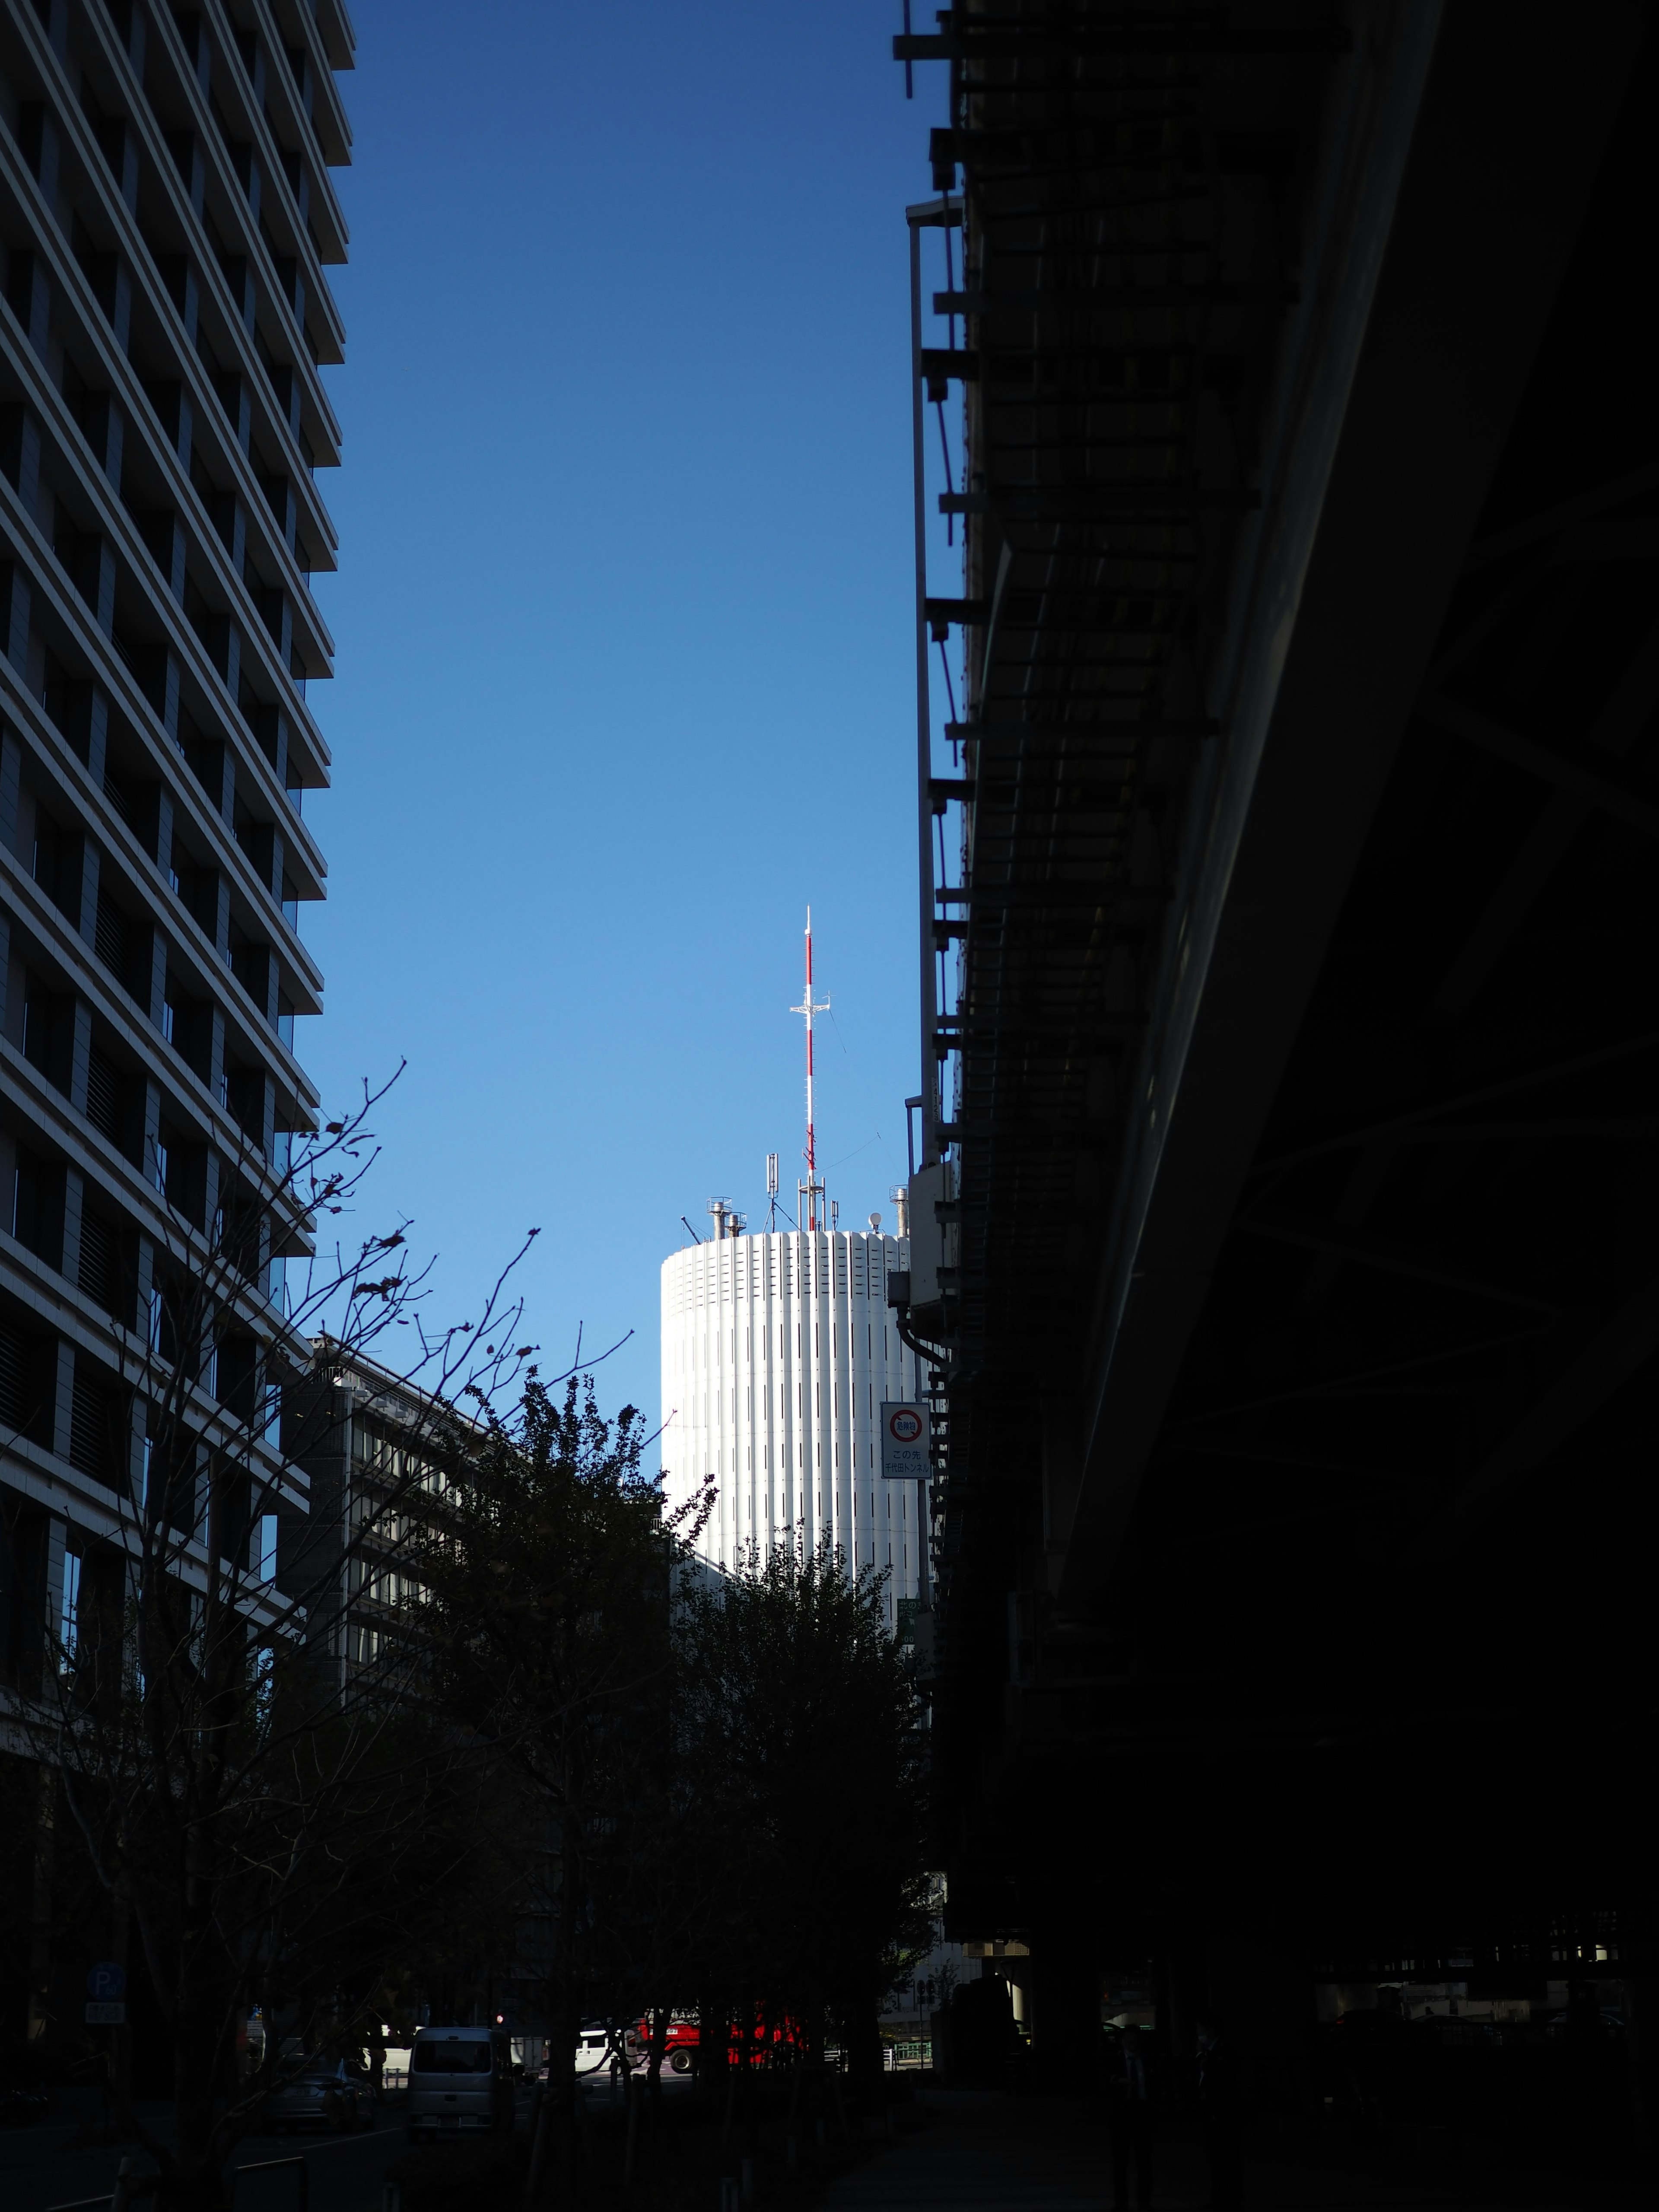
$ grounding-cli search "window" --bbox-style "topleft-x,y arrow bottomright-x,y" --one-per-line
59,1551 -> 82,1673
12,1145 -> 61,1264
413,2042 -> 493,2076
21,975 -> 71,1092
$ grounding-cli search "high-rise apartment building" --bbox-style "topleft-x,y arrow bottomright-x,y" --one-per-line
0,1 -> 350,1700
660,1217 -> 927,1620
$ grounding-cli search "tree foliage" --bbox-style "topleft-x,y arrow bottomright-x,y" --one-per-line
410,1376 -> 704,2077
675,1537 -> 932,2072
416,1395 -> 931,2112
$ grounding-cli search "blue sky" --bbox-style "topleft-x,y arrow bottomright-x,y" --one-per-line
302,2 -> 947,1435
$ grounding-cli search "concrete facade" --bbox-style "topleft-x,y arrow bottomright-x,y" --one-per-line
661,1226 -> 927,1619
280,1345 -> 454,1691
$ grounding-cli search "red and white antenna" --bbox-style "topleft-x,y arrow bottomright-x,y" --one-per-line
790,908 -> 831,1232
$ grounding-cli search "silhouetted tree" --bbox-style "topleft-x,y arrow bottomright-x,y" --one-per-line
409,1373 -> 709,2177
1,1077 -> 538,2212
676,1536 -> 932,2095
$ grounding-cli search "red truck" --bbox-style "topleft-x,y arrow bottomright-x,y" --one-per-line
632,2012 -> 804,2072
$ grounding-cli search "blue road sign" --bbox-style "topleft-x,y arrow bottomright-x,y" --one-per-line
87,1962 -> 126,2002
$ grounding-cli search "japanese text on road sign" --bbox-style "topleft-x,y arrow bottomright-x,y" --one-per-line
880,1402 -> 930,1482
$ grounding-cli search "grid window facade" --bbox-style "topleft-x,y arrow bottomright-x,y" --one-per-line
0,0 -> 352,1684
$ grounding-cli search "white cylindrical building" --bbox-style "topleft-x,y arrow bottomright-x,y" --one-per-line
661,1228 -> 926,1617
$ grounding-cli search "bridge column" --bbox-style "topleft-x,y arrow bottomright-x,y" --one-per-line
1026,1927 -> 1101,2093
1202,1895 -> 1315,2136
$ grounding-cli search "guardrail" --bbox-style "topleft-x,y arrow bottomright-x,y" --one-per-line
48,2152 -> 312,2212
44,2155 -> 150,2212
232,2154 -> 308,2208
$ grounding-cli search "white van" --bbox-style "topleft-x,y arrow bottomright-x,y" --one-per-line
406,2026 -> 514,2139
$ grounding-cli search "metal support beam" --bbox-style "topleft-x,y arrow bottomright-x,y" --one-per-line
1420,693 -> 1659,838
1252,1029 -> 1659,1173
896,28 -> 1349,62
955,718 -> 1219,747
1231,1211 -> 1563,1315
935,284 -> 1297,315
942,486 -> 1259,517
1404,1276 -> 1659,1579
1429,614 -> 1659,1020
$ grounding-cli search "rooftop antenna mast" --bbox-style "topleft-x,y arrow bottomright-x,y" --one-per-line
791,908 -> 831,1232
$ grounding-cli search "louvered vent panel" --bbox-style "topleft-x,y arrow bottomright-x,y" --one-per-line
77,1210 -> 120,1319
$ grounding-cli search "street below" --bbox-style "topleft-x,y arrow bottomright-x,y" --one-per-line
1,2089 -> 423,2212
0,2071 -> 711,2212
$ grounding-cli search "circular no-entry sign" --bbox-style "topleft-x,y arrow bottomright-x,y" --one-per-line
887,1408 -> 924,1445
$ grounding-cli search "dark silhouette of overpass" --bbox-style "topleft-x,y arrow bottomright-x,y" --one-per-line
892,0 -> 1659,2161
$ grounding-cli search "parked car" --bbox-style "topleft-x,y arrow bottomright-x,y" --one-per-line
407,2026 -> 514,2139
266,2060 -> 374,2132
552,2023 -> 642,2081
1545,2008 -> 1625,2036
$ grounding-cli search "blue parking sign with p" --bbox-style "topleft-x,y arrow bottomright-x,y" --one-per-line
87,1963 -> 126,2002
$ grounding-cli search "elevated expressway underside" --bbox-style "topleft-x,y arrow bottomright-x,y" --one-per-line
905,0 -> 1659,1990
